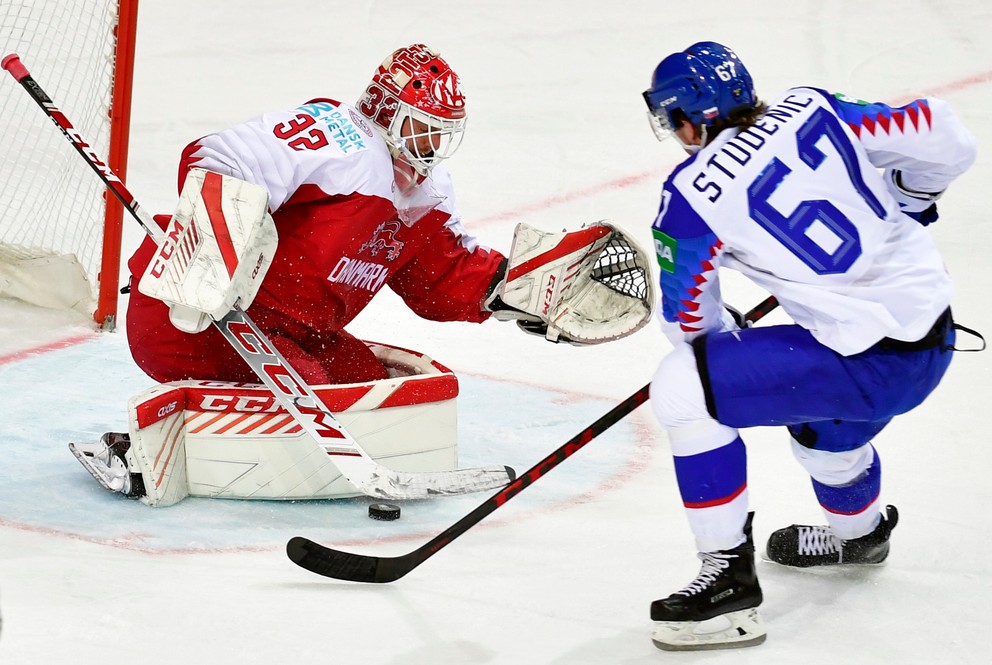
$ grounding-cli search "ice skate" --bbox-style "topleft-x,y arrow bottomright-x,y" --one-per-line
765,505 -> 899,567
69,432 -> 146,498
650,513 -> 766,651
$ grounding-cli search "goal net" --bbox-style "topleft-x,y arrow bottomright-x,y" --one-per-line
0,0 -> 138,328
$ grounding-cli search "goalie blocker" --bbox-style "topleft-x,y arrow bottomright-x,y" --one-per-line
137,168 -> 277,334
487,221 -> 655,345
70,343 -> 473,506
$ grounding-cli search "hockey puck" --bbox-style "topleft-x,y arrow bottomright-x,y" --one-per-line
368,503 -> 401,521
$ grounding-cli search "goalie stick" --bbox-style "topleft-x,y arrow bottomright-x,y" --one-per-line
286,295 -> 780,582
2,53 -> 513,501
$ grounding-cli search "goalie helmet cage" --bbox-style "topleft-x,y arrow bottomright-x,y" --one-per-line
0,0 -> 138,328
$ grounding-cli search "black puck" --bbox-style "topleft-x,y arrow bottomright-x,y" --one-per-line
368,503 -> 401,521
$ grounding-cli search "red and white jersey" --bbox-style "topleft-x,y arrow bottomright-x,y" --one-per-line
130,98 -> 503,340
130,100 -> 503,334
172,100 -> 503,333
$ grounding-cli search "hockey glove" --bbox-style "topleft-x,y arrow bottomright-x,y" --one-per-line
886,168 -> 943,227
485,292 -> 582,343
138,169 -> 278,333
488,221 -> 655,345
904,202 -> 939,226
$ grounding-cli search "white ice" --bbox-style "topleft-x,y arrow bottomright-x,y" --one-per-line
2,1 -> 991,663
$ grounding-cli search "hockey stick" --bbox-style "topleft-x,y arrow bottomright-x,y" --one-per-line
2,53 -> 513,500
286,295 -> 780,582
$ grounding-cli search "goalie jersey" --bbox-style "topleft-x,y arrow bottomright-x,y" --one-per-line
652,88 -> 976,355
127,98 -> 504,383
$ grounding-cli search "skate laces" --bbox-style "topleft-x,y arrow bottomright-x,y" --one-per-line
676,552 -> 733,597
796,525 -> 842,555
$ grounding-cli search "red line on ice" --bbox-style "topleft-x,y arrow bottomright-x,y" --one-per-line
0,333 -> 95,366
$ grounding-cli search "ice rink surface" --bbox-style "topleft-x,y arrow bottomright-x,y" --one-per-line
2,1 -> 991,662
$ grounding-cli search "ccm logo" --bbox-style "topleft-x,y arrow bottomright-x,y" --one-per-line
149,219 -> 200,279
157,400 -> 179,418
541,274 -> 558,315
65,126 -> 122,183
198,394 -> 281,412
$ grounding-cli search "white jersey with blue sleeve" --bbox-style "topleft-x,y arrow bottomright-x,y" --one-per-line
652,87 -> 976,355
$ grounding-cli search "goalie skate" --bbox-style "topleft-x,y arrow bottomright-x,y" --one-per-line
69,432 -> 145,498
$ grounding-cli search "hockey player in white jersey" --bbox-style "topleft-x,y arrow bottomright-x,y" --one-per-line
641,41 -> 978,650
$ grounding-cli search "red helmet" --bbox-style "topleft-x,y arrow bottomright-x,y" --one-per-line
357,44 -> 466,177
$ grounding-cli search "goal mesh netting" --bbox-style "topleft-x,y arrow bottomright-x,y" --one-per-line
0,0 -> 136,324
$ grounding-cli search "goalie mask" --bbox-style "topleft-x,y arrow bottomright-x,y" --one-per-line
357,43 -> 466,180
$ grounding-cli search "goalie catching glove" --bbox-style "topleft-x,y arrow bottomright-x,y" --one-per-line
138,168 -> 278,333
486,221 -> 655,344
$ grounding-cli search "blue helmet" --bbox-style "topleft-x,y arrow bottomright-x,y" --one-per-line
686,41 -> 755,108
643,42 -> 756,141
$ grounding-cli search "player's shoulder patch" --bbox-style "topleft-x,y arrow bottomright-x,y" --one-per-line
652,229 -> 677,273
833,92 -> 870,106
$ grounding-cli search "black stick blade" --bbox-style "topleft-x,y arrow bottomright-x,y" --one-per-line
286,537 -> 409,583
284,298 -> 777,586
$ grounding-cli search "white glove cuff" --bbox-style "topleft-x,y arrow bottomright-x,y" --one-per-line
886,168 -> 943,213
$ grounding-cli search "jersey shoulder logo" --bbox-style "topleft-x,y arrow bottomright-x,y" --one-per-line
833,92 -> 869,105
349,109 -> 374,138
652,229 -> 677,273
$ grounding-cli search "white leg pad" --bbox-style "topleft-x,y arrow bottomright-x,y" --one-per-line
123,342 -> 460,505
124,384 -> 190,506
182,397 -> 457,500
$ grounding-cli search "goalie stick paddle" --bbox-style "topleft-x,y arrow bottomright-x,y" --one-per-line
2,53 -> 513,501
286,295 -> 780,583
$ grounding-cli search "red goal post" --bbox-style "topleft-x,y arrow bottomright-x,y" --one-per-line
0,0 -> 138,329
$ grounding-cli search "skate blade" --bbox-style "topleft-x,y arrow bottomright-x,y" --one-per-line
761,551 -> 888,569
68,441 -> 126,493
652,607 -> 766,651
